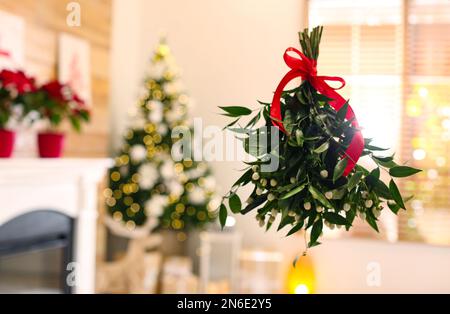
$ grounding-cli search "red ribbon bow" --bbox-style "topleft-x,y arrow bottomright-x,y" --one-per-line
270,47 -> 364,176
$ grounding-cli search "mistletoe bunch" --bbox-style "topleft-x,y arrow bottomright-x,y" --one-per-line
219,27 -> 421,249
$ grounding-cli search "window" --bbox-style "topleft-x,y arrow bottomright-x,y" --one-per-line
309,0 -> 450,245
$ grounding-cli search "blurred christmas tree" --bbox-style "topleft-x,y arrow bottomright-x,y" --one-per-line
105,41 -> 219,237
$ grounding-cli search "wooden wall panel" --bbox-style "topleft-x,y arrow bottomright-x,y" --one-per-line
0,0 -> 112,157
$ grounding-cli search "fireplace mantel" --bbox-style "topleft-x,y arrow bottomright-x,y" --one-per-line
0,158 -> 112,293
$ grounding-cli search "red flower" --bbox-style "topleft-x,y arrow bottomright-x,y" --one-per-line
41,80 -> 68,103
0,69 -> 36,94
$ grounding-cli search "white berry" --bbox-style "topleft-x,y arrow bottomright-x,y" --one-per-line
365,200 -> 373,208
325,191 -> 333,200
317,206 -> 324,213
343,203 -> 351,212
373,209 -> 381,218
267,193 -> 275,201
290,177 -> 297,184
320,170 -> 329,178
252,173 -> 260,181
270,179 -> 278,187
260,178 -> 267,187
304,202 -> 311,210
256,188 -> 263,196
252,165 -> 259,172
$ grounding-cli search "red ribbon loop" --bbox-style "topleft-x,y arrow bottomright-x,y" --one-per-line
270,47 -> 364,176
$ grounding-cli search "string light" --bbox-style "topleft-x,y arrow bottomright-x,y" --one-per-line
124,196 -> 133,206
185,183 -> 195,192
187,206 -> 196,216
172,219 -> 182,230
113,211 -> 123,221
197,211 -> 206,221
176,232 -> 187,242
130,203 -> 140,212
153,90 -> 163,100
103,188 -> 113,198
144,135 -> 153,145
126,220 -> 136,230
176,203 -> 185,213
111,171 -> 121,182
174,163 -> 184,173
119,155 -> 129,165
153,133 -> 162,144
125,130 -> 134,140
145,123 -> 155,133
131,173 -> 140,183
106,197 -> 116,207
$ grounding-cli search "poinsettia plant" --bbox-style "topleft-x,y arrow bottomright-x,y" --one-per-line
28,80 -> 90,132
0,69 -> 37,128
219,26 -> 421,252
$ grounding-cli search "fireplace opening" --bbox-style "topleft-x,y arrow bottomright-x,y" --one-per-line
0,210 -> 74,294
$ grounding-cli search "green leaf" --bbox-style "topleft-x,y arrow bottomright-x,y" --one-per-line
365,144 -> 389,151
308,186 -> 333,208
308,219 -> 323,248
284,110 -> 294,135
280,183 -> 307,200
372,155 -> 397,168
293,255 -> 299,268
345,207 -> 356,230
366,212 -> 379,232
278,214 -> 293,231
347,171 -> 363,191
388,201 -> 400,214
286,221 -> 304,237
315,93 -> 334,103
257,100 -> 270,106
219,106 -> 252,117
219,204 -> 228,229
389,179 -> 405,210
232,169 -> 253,187
323,212 -> 349,226
389,166 -> 422,178
336,101 -> 349,121
229,194 -> 242,214
314,141 -> 329,154
333,158 -> 348,182
365,167 -> 380,189
241,194 -> 267,214
223,118 -> 240,130
373,180 -> 393,200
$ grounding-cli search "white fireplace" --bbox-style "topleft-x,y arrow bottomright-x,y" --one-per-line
0,158 -> 112,294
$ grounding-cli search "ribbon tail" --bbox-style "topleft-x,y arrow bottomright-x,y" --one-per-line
343,131 -> 364,176
312,79 -> 364,175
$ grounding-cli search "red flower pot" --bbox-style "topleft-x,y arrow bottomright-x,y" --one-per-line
0,129 -> 15,158
38,132 -> 65,158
